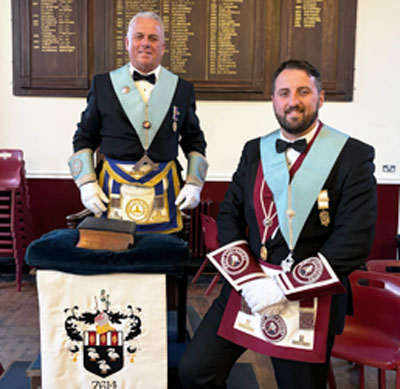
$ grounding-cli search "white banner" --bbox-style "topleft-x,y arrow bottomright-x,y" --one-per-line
37,270 -> 167,389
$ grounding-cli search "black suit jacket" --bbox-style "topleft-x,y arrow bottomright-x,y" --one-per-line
73,71 -> 206,163
217,132 -> 377,334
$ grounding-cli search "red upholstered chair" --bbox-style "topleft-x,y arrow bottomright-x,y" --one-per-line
0,149 -> 33,291
191,214 -> 220,295
200,214 -> 219,252
366,259 -> 400,274
330,270 -> 400,389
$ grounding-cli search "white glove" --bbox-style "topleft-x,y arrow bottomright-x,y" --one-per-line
80,182 -> 109,215
241,277 -> 288,316
175,184 -> 201,210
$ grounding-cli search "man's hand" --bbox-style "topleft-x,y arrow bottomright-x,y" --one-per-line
241,277 -> 288,316
175,184 -> 201,210
80,182 -> 109,215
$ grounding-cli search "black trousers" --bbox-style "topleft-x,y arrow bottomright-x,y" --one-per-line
178,283 -> 335,389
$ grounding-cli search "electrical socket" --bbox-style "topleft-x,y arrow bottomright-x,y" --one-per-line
382,164 -> 396,173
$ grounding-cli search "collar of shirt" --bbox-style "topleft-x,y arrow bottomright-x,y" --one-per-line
129,64 -> 161,81
129,64 -> 161,101
279,121 -> 319,167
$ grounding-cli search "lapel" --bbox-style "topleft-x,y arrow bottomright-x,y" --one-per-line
260,125 -> 349,249
109,64 -> 178,150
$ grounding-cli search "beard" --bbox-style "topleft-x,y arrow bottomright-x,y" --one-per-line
274,104 -> 319,135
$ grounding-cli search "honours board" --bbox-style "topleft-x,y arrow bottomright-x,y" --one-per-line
12,0 -> 357,100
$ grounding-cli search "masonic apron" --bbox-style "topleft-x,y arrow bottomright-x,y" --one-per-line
99,65 -> 182,234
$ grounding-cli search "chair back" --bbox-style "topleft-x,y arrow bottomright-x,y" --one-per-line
348,270 -> 400,341
200,214 -> 219,251
0,149 -> 24,188
366,259 -> 400,274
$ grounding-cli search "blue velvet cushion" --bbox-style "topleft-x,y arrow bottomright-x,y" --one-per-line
25,229 -> 189,277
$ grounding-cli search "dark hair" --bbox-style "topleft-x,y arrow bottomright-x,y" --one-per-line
271,59 -> 322,94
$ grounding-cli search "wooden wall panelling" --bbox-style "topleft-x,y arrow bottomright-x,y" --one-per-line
11,0 -> 357,100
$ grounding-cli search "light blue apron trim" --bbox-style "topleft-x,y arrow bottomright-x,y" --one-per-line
260,125 -> 349,249
109,65 -> 178,150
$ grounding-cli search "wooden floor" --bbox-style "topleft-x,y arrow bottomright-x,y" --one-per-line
0,272 -> 396,388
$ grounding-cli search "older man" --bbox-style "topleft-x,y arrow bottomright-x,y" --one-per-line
178,59 -> 376,388
68,12 -> 207,234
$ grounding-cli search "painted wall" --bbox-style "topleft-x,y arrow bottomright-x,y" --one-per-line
1,1 -> 399,241
1,1 -> 399,184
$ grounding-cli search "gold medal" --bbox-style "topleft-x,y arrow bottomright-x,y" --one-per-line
260,245 -> 268,261
122,86 -> 130,94
319,210 -> 330,227
317,190 -> 330,226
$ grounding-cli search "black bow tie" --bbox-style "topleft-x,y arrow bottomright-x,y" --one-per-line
275,138 -> 307,154
133,71 -> 156,84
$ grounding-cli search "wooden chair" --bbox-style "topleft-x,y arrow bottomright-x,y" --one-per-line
330,270 -> 400,389
0,149 -> 33,291
366,259 -> 400,274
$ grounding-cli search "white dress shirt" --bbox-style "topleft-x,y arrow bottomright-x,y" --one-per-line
280,121 -> 319,168
128,64 -> 161,102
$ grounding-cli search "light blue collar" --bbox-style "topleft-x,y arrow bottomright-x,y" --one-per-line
260,125 -> 349,249
110,64 -> 178,150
